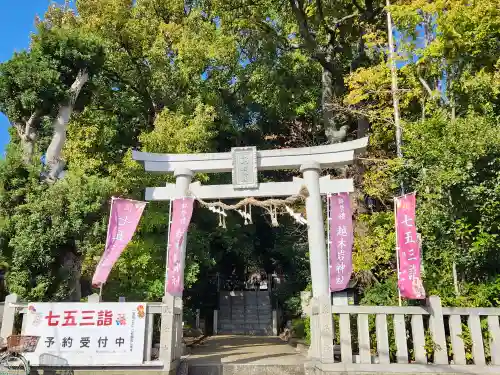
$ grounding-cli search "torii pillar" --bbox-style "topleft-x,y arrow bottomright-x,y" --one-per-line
301,161 -> 330,297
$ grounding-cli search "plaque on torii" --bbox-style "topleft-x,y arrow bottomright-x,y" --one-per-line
232,146 -> 258,189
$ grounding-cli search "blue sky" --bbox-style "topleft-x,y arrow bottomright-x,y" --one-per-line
0,1 -> 63,154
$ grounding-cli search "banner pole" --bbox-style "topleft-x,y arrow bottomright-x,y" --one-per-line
394,197 -> 402,307
99,284 -> 103,302
326,194 -> 331,293
164,199 -> 173,295
103,197 -> 116,254
92,196 -> 116,289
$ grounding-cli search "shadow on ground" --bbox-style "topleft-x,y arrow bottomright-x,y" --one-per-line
187,335 -> 306,365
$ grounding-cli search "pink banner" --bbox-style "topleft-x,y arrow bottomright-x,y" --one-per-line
395,193 -> 425,299
92,197 -> 147,287
329,193 -> 354,292
166,198 -> 194,296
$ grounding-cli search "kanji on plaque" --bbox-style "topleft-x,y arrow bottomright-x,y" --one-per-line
92,198 -> 147,287
23,303 -> 146,366
395,193 -> 425,299
329,193 -> 353,292
166,197 -> 195,296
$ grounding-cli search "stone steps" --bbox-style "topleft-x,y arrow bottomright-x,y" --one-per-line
219,322 -> 271,328
221,318 -> 271,324
188,364 -> 305,375
217,329 -> 272,336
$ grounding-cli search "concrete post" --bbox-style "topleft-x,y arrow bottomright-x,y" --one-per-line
301,290 -> 312,317
307,297 -> 320,359
213,310 -> 218,334
272,310 -> 278,335
174,297 -> 184,359
159,294 -> 175,370
427,295 -> 448,364
196,308 -> 200,329
300,162 -> 329,297
1,294 -> 18,341
88,293 -> 101,303
332,291 -> 349,306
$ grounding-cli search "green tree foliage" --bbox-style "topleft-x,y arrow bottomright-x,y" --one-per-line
0,6 -> 104,171
347,0 -> 500,305
0,0 -> 497,313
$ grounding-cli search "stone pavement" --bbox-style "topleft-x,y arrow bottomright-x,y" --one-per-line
186,335 -> 307,365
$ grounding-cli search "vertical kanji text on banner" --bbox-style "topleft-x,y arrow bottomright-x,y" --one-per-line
166,197 -> 195,296
329,193 -> 354,292
395,193 -> 425,300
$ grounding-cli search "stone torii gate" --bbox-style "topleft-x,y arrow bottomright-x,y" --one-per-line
132,137 -> 368,361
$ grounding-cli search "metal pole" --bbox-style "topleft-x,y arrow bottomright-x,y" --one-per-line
326,194 -> 336,339
452,261 -> 460,296
326,194 -> 331,291
386,0 -> 405,195
394,197 -> 402,307
388,0 -> 404,307
165,198 -> 173,295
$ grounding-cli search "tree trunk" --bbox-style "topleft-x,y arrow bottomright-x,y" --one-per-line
13,111 -> 40,164
63,252 -> 82,302
45,69 -> 89,181
21,131 -> 36,164
322,66 -> 348,143
357,117 -> 369,138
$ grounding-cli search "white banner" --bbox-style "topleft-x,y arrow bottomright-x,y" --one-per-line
23,302 -> 146,366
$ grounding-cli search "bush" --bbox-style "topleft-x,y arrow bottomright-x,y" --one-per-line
292,318 -> 306,338
291,317 -> 311,344
304,317 -> 311,345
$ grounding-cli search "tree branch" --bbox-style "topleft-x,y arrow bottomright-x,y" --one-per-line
418,75 -> 436,98
332,13 -> 358,29
68,70 -> 89,106
288,0 -> 335,71
352,0 -> 365,13
317,0 -> 358,34
24,110 -> 41,140
120,38 -> 158,119
315,0 -> 335,36
255,20 -> 292,49
13,121 -> 24,139
11,110 -> 41,164
45,69 -> 89,181
289,0 -> 318,52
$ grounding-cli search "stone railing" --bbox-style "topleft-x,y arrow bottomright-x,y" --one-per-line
0,293 -> 183,372
308,295 -> 500,374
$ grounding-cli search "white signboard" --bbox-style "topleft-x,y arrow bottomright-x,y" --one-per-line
23,302 -> 146,366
